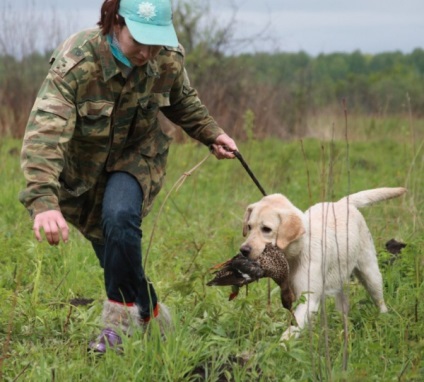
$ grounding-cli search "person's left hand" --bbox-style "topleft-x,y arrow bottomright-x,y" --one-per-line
210,133 -> 238,159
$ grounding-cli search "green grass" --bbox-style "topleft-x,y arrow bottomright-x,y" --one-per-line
0,122 -> 423,381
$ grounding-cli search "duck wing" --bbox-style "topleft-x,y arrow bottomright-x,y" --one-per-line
207,254 -> 264,287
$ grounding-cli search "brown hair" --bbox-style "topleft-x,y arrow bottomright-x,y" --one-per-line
97,0 -> 126,35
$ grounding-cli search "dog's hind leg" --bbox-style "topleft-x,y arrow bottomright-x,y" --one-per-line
354,252 -> 388,313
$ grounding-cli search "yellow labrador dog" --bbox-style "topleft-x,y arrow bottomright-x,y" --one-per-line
239,187 -> 406,341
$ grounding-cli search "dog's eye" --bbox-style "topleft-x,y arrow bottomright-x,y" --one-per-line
261,226 -> 272,234
247,224 -> 252,231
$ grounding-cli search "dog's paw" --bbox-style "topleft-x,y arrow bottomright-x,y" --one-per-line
378,301 -> 388,313
280,325 -> 300,344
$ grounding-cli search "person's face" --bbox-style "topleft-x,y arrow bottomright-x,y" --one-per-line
115,25 -> 162,67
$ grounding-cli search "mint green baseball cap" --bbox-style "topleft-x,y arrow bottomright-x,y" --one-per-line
118,0 -> 179,47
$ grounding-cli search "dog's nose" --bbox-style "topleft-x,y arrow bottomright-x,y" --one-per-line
239,244 -> 252,257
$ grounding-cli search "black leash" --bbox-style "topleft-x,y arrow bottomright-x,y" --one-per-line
233,150 -> 268,197
210,145 -> 268,196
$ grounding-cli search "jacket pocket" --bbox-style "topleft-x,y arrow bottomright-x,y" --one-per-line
37,97 -> 74,120
134,95 -> 160,135
76,100 -> 114,138
126,93 -> 172,153
138,125 -> 173,158
59,175 -> 89,198
127,93 -> 170,143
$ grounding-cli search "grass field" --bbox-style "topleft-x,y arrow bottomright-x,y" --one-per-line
0,117 -> 423,381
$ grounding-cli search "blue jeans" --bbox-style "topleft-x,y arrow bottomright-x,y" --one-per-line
91,172 -> 158,319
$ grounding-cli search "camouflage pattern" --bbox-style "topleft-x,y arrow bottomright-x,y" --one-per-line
19,28 -> 225,243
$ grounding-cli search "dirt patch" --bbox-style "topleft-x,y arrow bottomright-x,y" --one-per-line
69,297 -> 95,307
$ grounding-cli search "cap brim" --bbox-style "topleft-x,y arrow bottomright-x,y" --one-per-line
126,18 -> 179,47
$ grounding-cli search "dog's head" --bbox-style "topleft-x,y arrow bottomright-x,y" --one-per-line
240,194 -> 305,259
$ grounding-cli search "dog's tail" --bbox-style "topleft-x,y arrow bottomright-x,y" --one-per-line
338,187 -> 406,208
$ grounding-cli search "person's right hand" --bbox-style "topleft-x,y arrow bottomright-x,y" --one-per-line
33,210 -> 69,245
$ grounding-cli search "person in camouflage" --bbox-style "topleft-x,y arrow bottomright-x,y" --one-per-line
19,0 -> 238,353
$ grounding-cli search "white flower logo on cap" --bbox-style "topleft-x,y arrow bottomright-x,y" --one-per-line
118,0 -> 178,47
137,2 -> 157,21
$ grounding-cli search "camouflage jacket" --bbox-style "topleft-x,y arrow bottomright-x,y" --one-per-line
19,28 -> 224,243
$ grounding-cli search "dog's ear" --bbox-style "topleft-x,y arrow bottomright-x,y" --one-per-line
242,205 -> 255,237
276,212 -> 305,250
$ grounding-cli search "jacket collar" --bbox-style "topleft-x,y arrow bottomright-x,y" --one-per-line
99,34 -> 121,82
99,33 -> 161,83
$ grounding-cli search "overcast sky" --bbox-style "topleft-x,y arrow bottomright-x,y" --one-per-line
7,0 -> 424,56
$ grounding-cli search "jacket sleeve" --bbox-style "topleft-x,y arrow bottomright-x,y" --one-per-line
160,55 -> 225,146
19,70 -> 77,218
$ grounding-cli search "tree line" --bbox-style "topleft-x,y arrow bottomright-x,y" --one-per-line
1,0 -> 423,139
1,47 -> 423,139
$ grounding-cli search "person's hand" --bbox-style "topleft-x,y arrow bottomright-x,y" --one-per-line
33,210 -> 69,245
210,133 -> 238,159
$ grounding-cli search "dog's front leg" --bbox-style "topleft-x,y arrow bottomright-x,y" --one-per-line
280,294 -> 320,341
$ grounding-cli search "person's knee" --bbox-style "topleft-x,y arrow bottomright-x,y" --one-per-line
102,206 -> 141,237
